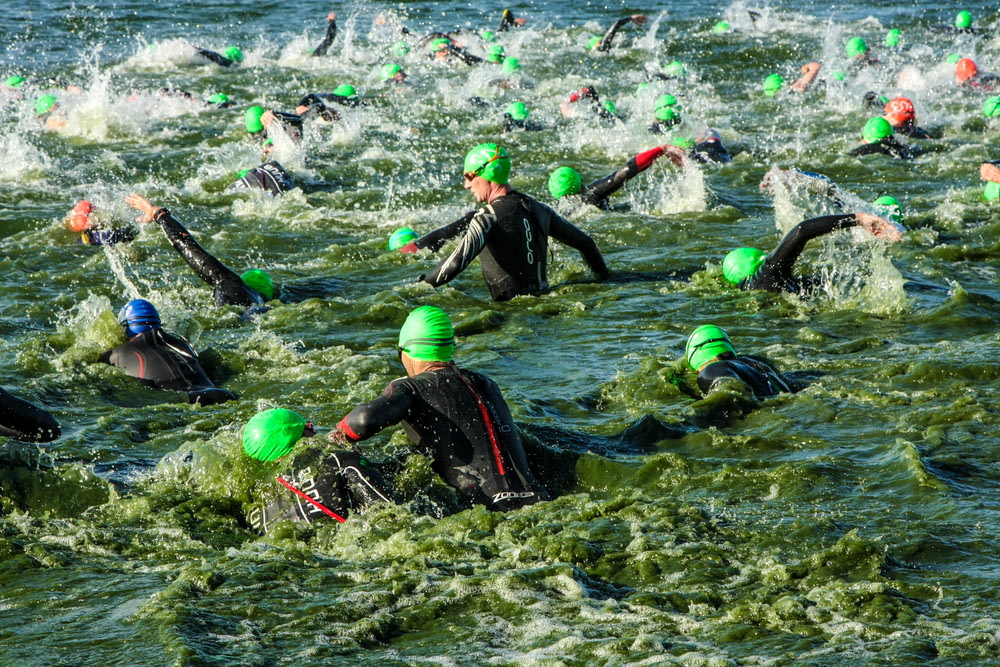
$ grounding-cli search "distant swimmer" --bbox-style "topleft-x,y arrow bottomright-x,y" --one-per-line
415,143 -> 610,301
849,117 -> 915,160
721,212 -> 904,295
954,58 -> 1000,91
229,161 -> 295,195
311,11 -> 338,56
125,194 -> 275,312
194,45 -> 244,68
560,85 -> 621,123
64,200 -> 137,246
0,387 -> 60,442
100,299 -> 237,405
586,14 -> 648,52
685,325 -> 791,399
980,161 -> 1000,202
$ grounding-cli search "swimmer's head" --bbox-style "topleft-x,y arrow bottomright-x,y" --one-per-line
244,105 -> 265,133
955,58 -> 978,83
240,269 -> 274,300
654,94 -> 681,122
388,227 -> 418,251
391,41 -> 410,58
602,100 -> 618,115
380,63 -> 404,81
463,143 -> 511,185
686,325 -> 737,371
722,247 -> 766,284
762,74 -> 783,97
845,36 -> 868,59
664,61 -> 687,78
502,57 -> 522,75
984,97 -> 1000,117
430,38 -> 451,53
5,75 -> 25,88
242,408 -> 307,461
398,305 -> 455,362
223,46 -> 244,63
885,29 -> 901,47
506,101 -> 529,121
207,92 -> 229,105
481,30 -> 496,43
862,116 -> 894,144
711,21 -> 730,34
955,11 -> 973,29
883,97 -> 915,127
34,94 -> 57,116
486,45 -> 505,63
332,84 -> 357,98
117,299 -> 161,338
586,35 -> 601,50
947,53 -> 962,65
547,166 -> 583,199
67,200 -> 93,232
873,195 -> 903,224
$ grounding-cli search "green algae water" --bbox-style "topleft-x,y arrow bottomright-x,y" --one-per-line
2,1 -> 999,664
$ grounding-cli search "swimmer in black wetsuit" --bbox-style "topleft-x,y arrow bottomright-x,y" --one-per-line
64,200 -> 137,246
311,11 -> 338,56
685,325 -> 791,399
99,299 -> 237,405
330,306 -> 549,511
229,161 -> 295,195
416,143 -> 610,302
559,85 -> 621,123
125,194 -> 275,310
587,14 -> 648,51
0,386 -> 60,442
849,117 -> 914,160
547,144 -> 686,211
721,212 -> 904,294
195,45 -> 243,68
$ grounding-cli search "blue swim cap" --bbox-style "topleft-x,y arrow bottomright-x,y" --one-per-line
118,299 -> 161,338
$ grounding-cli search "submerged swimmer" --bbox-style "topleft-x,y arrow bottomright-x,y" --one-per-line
685,325 -> 791,399
0,386 -> 60,443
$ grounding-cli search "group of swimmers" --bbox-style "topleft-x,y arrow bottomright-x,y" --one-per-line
2,7 -> 997,529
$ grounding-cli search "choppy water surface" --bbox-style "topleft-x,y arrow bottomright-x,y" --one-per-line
1,1 -> 999,664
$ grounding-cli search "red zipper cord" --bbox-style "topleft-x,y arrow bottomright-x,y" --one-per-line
456,372 -> 507,476
275,476 -> 347,523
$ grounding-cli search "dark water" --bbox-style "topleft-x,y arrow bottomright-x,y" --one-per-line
1,1 -> 999,664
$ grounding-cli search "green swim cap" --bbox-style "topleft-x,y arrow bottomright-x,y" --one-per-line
242,409 -> 306,461
548,166 -> 583,198
862,116 -> 894,143
947,53 -> 962,64
711,21 -> 730,34
873,195 -> 903,224
241,269 -> 274,300
398,305 -> 454,362
587,35 -> 601,50
885,29 -> 901,47
845,36 -> 868,59
224,46 -> 244,63
763,74 -> 783,96
207,92 -> 229,104
982,96 -> 1000,117
388,227 -> 418,250
5,75 -> 25,88
463,142 -> 511,184
487,45 -> 506,63
832,70 -> 846,81
380,63 -> 403,80
669,136 -> 696,150
955,11 -> 972,29
602,100 -> 617,114
506,101 -> 529,121
430,37 -> 451,52
502,57 -> 522,75
35,94 -> 57,116
482,30 -> 496,42
333,84 -> 357,98
391,41 -> 410,58
655,105 -> 679,123
686,325 -> 737,371
244,105 -> 265,133
984,182 -> 1000,202
722,247 -> 766,284
664,61 -> 687,78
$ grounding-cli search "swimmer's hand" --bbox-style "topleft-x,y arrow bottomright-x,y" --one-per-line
398,242 -> 419,254
856,212 -> 904,241
979,162 -> 1000,183
663,145 -> 686,168
125,193 -> 159,224
631,15 -> 648,25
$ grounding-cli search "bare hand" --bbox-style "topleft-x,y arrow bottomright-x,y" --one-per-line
125,193 -> 158,224
663,145 -> 686,168
631,15 -> 648,25
327,11 -> 336,21
856,212 -> 904,242
261,109 -> 276,127
980,162 -> 1000,183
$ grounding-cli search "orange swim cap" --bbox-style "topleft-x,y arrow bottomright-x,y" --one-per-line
955,58 -> 978,83
67,200 -> 93,232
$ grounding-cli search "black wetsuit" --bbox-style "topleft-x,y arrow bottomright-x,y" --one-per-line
595,17 -> 635,52
570,146 -> 669,210
697,355 -> 791,399
151,208 -> 265,308
231,161 -> 295,195
99,329 -> 237,405
421,191 -> 610,301
338,364 -> 549,511
0,387 -> 60,443
741,213 -> 859,294
849,137 -> 915,160
195,48 -> 238,68
247,450 -> 395,534
78,227 -> 137,246
311,16 -> 338,56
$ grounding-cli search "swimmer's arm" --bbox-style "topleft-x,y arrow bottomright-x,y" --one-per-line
333,380 -> 414,443
312,11 -> 337,56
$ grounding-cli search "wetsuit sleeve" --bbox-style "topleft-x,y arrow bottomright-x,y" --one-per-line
422,208 -> 493,287
415,211 -> 475,252
765,214 -> 858,277
596,17 -> 631,51
312,16 -> 338,56
497,9 -> 518,31
0,388 -> 60,443
152,209 -> 246,298
449,45 -> 484,65
337,379 -> 415,442
581,147 -> 664,206
196,48 -> 235,67
546,210 -> 611,279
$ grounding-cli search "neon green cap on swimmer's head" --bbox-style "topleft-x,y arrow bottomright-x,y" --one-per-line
244,105 -> 265,133
845,36 -> 868,59
487,45 -> 506,63
763,74 -> 783,97
686,325 -> 737,371
984,182 -> 1000,203
398,305 -> 455,362
388,227 -> 418,250
587,35 -> 601,50
506,101 -> 529,121
391,41 -> 410,58
983,97 -> 1000,118
955,11 -> 972,30
712,21 -> 730,34
670,136 -> 696,150
430,38 -> 451,53
240,269 -> 274,300
548,166 -> 582,199
885,29 -> 901,48
207,92 -> 229,104
874,195 -> 903,224
655,105 -> 679,123
380,63 -> 403,80
947,53 -> 962,65
5,75 -> 25,88
242,409 -> 307,462
502,57 -> 521,75
664,61 -> 687,78
602,100 -> 618,114
722,247 -> 766,284
862,116 -> 894,144
463,143 -> 511,185
333,84 -> 357,98
35,94 -> 57,116
481,30 -> 496,43
223,46 -> 244,63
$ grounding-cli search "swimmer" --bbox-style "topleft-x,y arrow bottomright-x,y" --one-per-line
560,85 -> 621,123
849,117 -> 915,160
229,161 -> 295,195
881,97 -> 932,139
0,386 -> 60,443
65,200 -> 137,246
311,11 -> 338,56
685,325 -> 791,399
587,14 -> 648,52
195,45 -> 244,68
954,58 -> 1000,90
